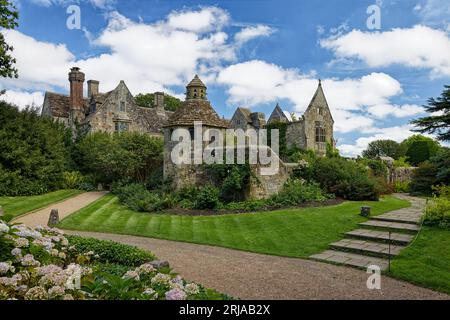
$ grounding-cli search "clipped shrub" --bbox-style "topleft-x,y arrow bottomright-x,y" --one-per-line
67,235 -> 155,266
204,164 -> 252,203
423,197 -> 450,229
270,180 -> 332,206
221,199 -> 267,211
113,183 -> 174,212
312,157 -> 379,200
194,185 -> 220,210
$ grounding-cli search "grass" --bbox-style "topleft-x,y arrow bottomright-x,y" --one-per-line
59,194 -> 409,258
0,189 -> 83,222
390,226 -> 450,294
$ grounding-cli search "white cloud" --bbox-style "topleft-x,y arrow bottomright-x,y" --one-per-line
166,6 -> 230,33
338,125 -> 417,157
1,30 -> 74,90
1,7 -> 273,96
0,90 -> 44,110
321,25 -> 450,77
234,25 -> 274,44
367,104 -> 425,118
217,60 -> 409,133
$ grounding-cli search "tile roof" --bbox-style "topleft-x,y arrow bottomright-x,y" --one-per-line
186,74 -> 206,88
138,107 -> 174,133
45,92 -> 88,118
164,99 -> 229,128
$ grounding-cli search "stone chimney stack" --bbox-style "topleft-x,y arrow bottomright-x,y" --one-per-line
250,112 -> 266,129
154,92 -> 165,114
87,80 -> 99,97
68,67 -> 85,122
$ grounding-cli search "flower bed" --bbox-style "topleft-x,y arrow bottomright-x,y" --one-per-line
0,220 -> 229,300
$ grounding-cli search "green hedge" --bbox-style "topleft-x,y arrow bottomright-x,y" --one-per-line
67,235 -> 155,266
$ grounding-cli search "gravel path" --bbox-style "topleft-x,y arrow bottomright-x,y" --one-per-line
65,230 -> 449,300
13,192 -> 108,227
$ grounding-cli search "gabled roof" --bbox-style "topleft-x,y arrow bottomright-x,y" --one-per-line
164,99 -> 229,128
306,80 -> 334,122
44,92 -> 88,118
235,107 -> 252,123
267,103 -> 289,124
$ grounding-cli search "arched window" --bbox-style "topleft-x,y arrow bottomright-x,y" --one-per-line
315,121 -> 326,143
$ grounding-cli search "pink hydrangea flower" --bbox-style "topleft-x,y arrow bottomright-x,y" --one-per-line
165,288 -> 187,300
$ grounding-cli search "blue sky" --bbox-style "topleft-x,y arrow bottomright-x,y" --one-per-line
1,0 -> 449,156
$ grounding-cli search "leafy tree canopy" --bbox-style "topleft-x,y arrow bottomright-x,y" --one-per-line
411,85 -> 450,142
74,131 -> 163,184
362,139 -> 401,159
0,101 -> 72,196
134,93 -> 182,111
0,0 -> 18,79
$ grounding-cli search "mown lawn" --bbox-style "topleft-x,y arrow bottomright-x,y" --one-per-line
59,194 -> 409,258
0,190 -> 82,222
390,226 -> 450,294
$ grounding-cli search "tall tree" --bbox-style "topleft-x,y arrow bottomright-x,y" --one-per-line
0,0 -> 19,79
411,85 -> 450,141
362,139 -> 400,159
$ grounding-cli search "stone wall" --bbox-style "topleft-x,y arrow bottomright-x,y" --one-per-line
389,167 -> 416,184
303,106 -> 334,156
286,120 -> 306,149
164,132 -> 295,199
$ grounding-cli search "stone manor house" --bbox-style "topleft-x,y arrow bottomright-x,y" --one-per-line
42,67 -> 335,199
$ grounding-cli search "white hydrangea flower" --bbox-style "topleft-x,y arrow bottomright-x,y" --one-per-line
0,222 -> 10,234
184,283 -> 200,295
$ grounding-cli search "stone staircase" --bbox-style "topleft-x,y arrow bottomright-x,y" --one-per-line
310,194 -> 425,271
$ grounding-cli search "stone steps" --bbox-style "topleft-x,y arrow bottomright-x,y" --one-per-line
359,220 -> 420,233
310,250 -> 389,271
309,194 -> 424,271
329,239 -> 405,258
370,214 -> 420,225
345,229 -> 414,245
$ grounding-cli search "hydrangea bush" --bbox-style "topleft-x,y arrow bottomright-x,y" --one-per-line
0,221 -> 228,300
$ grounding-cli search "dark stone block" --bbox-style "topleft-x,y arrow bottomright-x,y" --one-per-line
360,206 -> 371,217
150,260 -> 169,269
48,209 -> 59,227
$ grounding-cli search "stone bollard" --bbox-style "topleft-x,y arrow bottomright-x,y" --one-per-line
48,209 -> 59,227
97,183 -> 103,191
360,206 -> 371,217
150,260 -> 169,269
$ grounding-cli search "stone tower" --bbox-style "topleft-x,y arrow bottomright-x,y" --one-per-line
303,80 -> 335,156
68,67 -> 85,123
163,75 -> 228,189
185,74 -> 207,100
